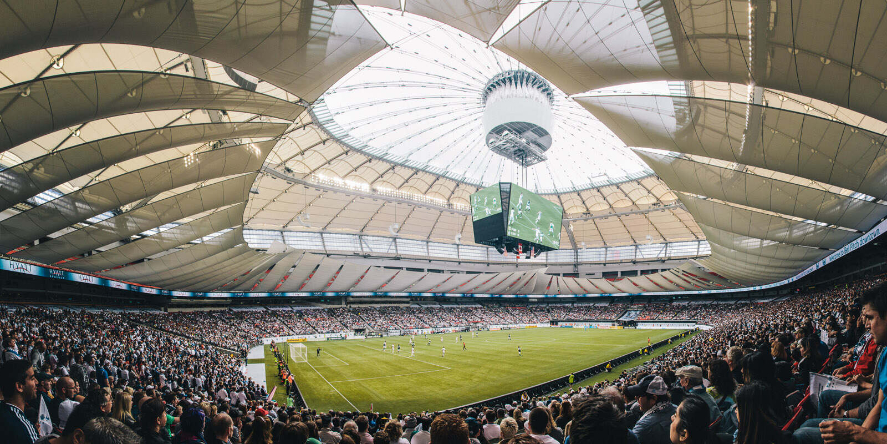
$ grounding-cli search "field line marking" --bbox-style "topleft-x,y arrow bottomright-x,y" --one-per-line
305,360 -> 359,411
322,351 -> 350,366
328,368 -> 449,383
351,343 -> 450,370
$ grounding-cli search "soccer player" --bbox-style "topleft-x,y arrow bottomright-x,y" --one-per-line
411,344 -> 415,357
508,333 -> 512,340
397,344 -> 401,354
518,346 -> 521,357
462,342 -> 466,351
383,340 -> 386,351
427,338 -> 431,346
316,348 -> 321,357
442,346 -> 446,357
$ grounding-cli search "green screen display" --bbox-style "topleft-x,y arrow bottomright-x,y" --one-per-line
506,183 -> 563,249
471,184 -> 503,222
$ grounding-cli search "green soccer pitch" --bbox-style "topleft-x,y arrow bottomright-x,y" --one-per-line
262,328 -> 684,413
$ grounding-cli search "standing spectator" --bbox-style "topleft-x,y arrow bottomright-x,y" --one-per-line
0,359 -> 40,444
384,420 -> 409,444
498,418 -> 518,443
49,377 -> 77,428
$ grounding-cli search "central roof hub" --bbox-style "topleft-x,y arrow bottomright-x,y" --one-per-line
482,70 -> 554,167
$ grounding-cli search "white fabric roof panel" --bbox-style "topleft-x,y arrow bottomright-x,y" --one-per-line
139,244 -> 254,288
13,174 -> 256,264
635,150 -> 887,232
0,140 -> 274,252
434,274 -> 481,293
404,0 -> 520,42
402,272 -> 453,293
350,268 -> 399,292
226,253 -> 290,292
0,71 -> 302,154
0,121 -> 287,212
253,251 -> 305,292
697,223 -> 829,263
707,243 -> 813,270
277,253 -> 325,291
678,192 -> 859,250
64,202 -> 246,273
180,252 -> 269,291
102,227 -> 245,280
326,262 -> 370,292
0,1 -> 387,102
468,272 -> 513,294
152,247 -> 257,289
379,270 -> 426,292
301,258 -> 346,292
578,95 -> 887,200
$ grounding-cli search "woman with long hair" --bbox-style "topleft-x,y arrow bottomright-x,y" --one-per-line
771,341 -> 789,362
705,359 -> 736,411
555,401 -> 572,430
796,336 -> 823,385
669,396 -> 714,444
734,382 -> 784,444
246,416 -> 273,444
110,391 -> 136,429
384,420 -> 409,444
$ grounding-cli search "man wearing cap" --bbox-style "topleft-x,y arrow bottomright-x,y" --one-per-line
628,375 -> 674,444
675,365 -> 720,422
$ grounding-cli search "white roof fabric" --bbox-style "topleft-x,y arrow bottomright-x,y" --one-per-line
1,0 -> 885,292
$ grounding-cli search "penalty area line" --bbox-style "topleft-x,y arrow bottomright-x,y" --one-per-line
328,368 -> 449,383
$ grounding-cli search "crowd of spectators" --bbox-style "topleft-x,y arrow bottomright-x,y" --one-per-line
3,275 -> 887,444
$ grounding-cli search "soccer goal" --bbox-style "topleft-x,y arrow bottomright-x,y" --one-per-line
288,342 -> 308,364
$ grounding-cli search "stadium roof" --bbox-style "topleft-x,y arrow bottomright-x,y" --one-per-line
1,0 -> 886,294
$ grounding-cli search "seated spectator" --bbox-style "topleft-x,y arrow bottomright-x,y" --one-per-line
555,401 -> 571,431
176,407 -> 207,444
321,415 -> 342,444
0,359 -> 40,444
668,396 -> 713,444
628,376 -> 675,444
569,395 -> 630,444
356,416 -> 374,444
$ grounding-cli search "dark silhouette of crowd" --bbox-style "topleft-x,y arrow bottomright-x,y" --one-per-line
1,275 -> 886,444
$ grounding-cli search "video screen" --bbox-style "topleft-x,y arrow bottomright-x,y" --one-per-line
505,183 -> 563,250
471,184 -> 503,222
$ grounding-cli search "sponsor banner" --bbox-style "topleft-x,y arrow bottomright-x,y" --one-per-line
287,338 -> 307,343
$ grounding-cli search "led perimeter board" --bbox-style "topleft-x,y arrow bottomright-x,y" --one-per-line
470,183 -> 563,255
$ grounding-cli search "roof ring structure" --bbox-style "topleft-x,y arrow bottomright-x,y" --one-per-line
313,6 -> 653,194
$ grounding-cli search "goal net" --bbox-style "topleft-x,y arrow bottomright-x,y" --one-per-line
288,342 -> 308,364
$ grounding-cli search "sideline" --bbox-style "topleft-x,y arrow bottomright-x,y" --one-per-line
305,360 -> 359,410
